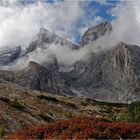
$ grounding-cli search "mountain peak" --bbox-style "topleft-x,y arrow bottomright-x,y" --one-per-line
80,21 -> 112,46
39,27 -> 49,33
38,27 -> 54,36
26,27 -> 78,54
37,27 -> 56,42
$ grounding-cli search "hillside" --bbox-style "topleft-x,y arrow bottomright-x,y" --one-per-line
0,81 -> 129,138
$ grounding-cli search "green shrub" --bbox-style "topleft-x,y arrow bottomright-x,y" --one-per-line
80,101 -> 88,106
10,98 -> 24,110
128,101 -> 140,122
85,98 -> 127,107
67,112 -> 72,118
37,95 -> 59,103
39,114 -> 53,122
0,126 -> 5,138
60,101 -> 77,109
116,113 -> 131,122
66,102 -> 77,109
115,101 -> 140,122
0,96 -> 10,103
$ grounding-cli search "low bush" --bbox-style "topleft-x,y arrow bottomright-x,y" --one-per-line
39,114 -> 53,122
10,98 -> 24,111
67,112 -> 72,118
128,101 -> 140,122
116,101 -> 140,122
116,113 -> 131,122
0,126 -> 5,138
60,101 -> 77,109
0,96 -> 10,103
37,95 -> 59,103
80,101 -> 88,106
85,98 -> 127,107
10,101 -> 24,110
0,96 -> 24,111
9,116 -> 140,139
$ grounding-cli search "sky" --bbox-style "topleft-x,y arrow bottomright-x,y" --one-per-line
0,0 -> 140,49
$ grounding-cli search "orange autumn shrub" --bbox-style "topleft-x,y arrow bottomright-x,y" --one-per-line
9,116 -> 140,139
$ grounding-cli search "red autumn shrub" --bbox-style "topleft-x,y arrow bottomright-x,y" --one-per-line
9,116 -> 140,139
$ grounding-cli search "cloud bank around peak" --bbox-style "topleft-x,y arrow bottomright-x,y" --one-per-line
0,1 -> 140,53
0,0 -> 86,49
110,1 -> 140,47
1,0 -> 140,71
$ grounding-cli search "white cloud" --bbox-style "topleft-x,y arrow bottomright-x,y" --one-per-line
5,43 -> 88,70
111,1 -> 140,46
0,0 -> 102,70
0,0 -> 84,49
79,1 -> 140,49
95,0 -> 108,5
84,1 -> 140,53
1,0 -> 140,71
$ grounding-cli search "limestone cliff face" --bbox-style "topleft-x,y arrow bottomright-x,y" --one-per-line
19,61 -> 60,92
62,42 -> 140,102
0,60 -> 60,93
102,43 -> 140,102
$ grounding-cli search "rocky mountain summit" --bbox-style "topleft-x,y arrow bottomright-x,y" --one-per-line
26,27 -> 78,54
0,21 -> 140,103
80,21 -> 112,46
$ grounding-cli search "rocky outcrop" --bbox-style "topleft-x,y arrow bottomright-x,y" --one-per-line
80,22 -> 112,47
0,57 -> 74,96
0,46 -> 21,65
0,58 -> 60,93
61,42 -> 140,102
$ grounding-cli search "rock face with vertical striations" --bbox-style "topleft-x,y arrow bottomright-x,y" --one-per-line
0,56 -> 74,96
63,42 -> 140,102
0,58 -> 60,93
60,22 -> 140,103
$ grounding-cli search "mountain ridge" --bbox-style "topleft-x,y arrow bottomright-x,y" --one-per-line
0,21 -> 140,103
